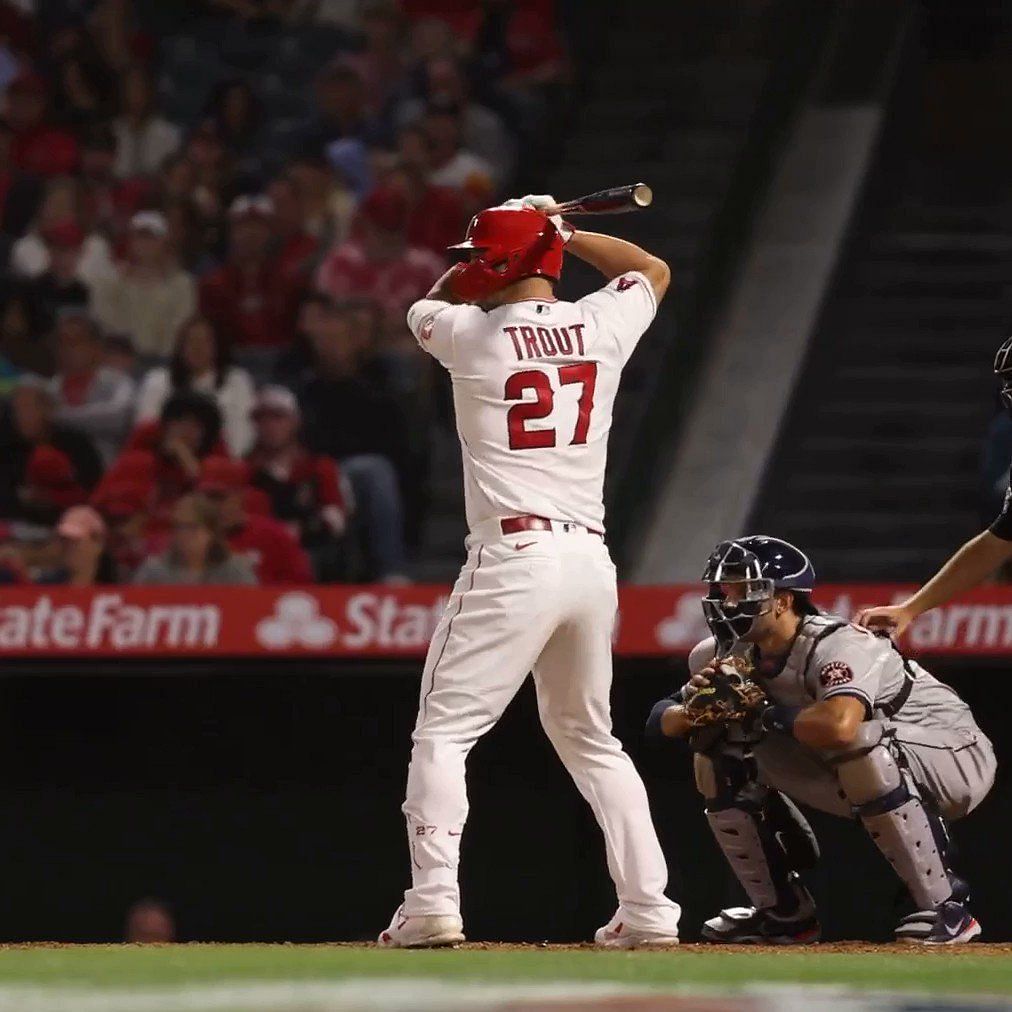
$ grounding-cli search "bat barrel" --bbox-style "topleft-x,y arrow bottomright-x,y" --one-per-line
631,183 -> 653,208
552,183 -> 654,216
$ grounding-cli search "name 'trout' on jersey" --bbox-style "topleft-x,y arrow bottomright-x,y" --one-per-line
407,273 -> 658,533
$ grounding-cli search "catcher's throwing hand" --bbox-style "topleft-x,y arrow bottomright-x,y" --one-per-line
682,656 -> 767,728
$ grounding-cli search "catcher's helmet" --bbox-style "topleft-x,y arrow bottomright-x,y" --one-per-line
447,206 -> 565,303
701,535 -> 815,650
995,335 -> 1012,411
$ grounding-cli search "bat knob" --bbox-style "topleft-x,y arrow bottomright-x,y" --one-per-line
632,183 -> 653,208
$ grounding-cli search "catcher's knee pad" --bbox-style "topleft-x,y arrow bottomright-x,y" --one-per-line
694,749 -> 754,802
701,752 -> 817,912
835,728 -> 953,908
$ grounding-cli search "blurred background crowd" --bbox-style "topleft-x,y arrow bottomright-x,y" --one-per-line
0,0 -> 571,587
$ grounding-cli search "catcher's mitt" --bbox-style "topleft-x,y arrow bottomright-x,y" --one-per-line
683,655 -> 766,729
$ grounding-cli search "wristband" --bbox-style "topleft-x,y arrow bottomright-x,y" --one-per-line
761,704 -> 802,736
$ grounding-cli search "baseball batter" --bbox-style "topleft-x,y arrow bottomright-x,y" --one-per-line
378,196 -> 681,948
648,536 -> 996,944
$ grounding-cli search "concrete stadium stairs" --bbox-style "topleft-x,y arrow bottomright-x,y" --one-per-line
750,10 -> 1012,580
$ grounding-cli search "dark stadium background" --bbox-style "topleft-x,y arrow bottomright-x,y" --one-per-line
0,658 -> 1004,944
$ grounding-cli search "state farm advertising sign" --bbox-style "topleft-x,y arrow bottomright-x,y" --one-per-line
1,584 -> 1012,658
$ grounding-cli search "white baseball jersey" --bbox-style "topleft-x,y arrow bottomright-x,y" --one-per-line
407,272 -> 658,532
393,269 -> 681,934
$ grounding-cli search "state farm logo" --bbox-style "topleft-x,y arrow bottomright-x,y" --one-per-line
255,590 -> 448,652
655,592 -> 708,650
256,592 -> 337,649
0,594 -> 220,650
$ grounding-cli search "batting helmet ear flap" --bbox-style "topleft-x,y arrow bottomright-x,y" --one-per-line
446,206 -> 566,303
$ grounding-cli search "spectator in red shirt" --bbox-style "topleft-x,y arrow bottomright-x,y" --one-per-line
23,444 -> 89,516
383,155 -> 465,256
247,385 -> 349,582
197,456 -> 312,585
314,185 -> 443,351
199,193 -> 302,350
92,477 -> 153,582
6,70 -> 79,177
118,391 -> 226,513
267,175 -> 319,283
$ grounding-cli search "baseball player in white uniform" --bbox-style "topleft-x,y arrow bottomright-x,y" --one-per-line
378,196 -> 681,948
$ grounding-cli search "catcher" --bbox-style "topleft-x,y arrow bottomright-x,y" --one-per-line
647,535 -> 996,945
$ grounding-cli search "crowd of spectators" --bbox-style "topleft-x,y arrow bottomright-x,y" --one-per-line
0,0 -> 570,586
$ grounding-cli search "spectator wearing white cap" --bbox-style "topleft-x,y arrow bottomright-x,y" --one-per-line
135,315 -> 256,455
199,194 -> 302,351
92,210 -> 197,358
246,385 -> 350,581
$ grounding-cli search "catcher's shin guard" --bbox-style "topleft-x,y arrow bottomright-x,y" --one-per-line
834,722 -> 954,909
697,753 -> 817,913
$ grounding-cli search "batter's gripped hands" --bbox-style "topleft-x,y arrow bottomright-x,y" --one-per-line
519,194 -> 573,242
854,603 -> 916,637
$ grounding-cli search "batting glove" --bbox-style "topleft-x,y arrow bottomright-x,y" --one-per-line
520,194 -> 573,242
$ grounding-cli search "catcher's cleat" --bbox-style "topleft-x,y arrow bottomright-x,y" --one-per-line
377,906 -> 465,948
895,899 -> 981,945
702,879 -> 819,945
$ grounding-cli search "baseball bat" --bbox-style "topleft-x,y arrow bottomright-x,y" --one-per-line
545,183 -> 653,216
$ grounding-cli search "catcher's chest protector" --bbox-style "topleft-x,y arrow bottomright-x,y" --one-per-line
756,616 -> 847,707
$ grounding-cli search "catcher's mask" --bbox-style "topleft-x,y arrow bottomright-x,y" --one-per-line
995,335 -> 1012,412
446,206 -> 565,303
701,536 -> 815,651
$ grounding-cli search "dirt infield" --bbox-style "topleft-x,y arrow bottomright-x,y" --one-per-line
3,941 -> 1011,954
452,942 -> 1012,955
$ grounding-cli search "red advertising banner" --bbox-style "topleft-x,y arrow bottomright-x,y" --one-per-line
2,583 -> 1012,659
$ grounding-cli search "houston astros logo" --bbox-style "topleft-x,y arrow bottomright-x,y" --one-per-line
819,660 -> 853,688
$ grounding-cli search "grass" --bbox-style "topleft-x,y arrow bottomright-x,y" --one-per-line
0,944 -> 1005,994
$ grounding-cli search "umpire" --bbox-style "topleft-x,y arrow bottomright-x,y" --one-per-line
858,336 -> 1012,634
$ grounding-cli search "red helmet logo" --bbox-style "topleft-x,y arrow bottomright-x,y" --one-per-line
446,207 -> 565,302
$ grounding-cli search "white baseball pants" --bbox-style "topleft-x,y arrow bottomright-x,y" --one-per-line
399,519 -> 680,933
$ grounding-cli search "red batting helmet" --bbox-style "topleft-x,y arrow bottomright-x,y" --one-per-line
447,206 -> 565,302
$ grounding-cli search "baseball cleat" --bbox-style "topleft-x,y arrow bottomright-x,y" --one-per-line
594,913 -> 679,949
377,906 -> 465,948
702,879 -> 820,944
701,905 -> 821,944
895,899 -> 981,945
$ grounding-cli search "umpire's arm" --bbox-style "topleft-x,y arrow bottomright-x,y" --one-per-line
856,531 -> 1012,636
